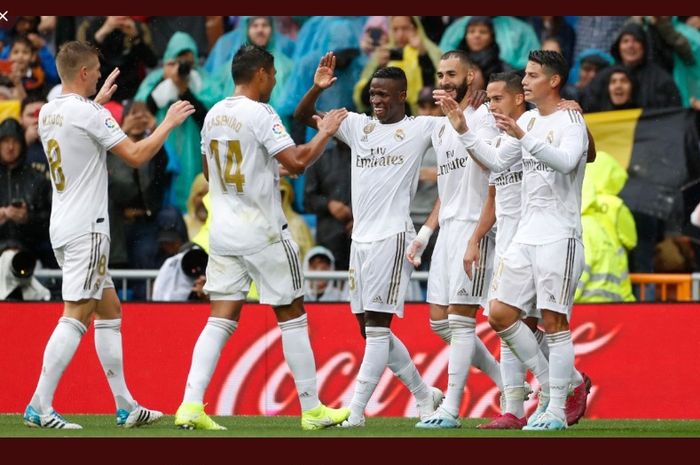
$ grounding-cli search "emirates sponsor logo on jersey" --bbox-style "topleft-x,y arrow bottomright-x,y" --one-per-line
492,170 -> 523,187
522,158 -> 554,173
437,155 -> 469,176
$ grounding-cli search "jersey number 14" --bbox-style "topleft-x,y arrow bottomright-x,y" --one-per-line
210,140 -> 246,194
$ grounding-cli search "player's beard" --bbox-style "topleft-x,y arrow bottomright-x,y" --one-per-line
454,77 -> 469,103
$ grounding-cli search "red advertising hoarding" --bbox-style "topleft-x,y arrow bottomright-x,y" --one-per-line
2,302 -> 699,419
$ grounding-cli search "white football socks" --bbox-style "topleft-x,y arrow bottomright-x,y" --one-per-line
348,326 -> 390,423
183,317 -> 237,404
279,314 -> 320,412
441,314 -> 476,418
30,317 -> 86,414
94,318 -> 136,411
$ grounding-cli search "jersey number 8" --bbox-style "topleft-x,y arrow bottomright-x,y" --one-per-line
47,138 -> 66,192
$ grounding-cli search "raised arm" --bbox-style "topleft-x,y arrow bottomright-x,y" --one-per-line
435,91 -> 521,172
512,115 -> 586,174
111,100 -> 194,168
275,109 -> 348,175
293,52 -> 338,130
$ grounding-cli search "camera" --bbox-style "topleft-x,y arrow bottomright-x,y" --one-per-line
180,246 -> 208,279
177,60 -> 193,78
367,27 -> 383,47
388,48 -> 404,61
11,249 -> 36,279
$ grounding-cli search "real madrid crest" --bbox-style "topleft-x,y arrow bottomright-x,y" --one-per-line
546,130 -> 554,144
363,123 -> 376,134
394,128 -> 405,141
527,117 -> 536,131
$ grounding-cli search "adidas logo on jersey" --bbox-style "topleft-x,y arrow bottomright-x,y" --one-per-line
372,295 -> 384,304
457,288 -> 468,297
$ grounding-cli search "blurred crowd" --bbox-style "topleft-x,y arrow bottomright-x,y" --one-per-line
1,15 -> 700,302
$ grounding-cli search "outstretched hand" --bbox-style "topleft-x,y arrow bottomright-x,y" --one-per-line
314,108 -> 348,136
163,100 -> 196,129
314,52 -> 338,90
94,68 -> 120,105
434,89 -> 468,134
557,99 -> 583,113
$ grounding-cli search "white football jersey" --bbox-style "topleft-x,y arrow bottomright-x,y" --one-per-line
38,93 -> 126,247
201,96 -> 294,255
512,108 -> 588,245
432,104 -> 498,224
488,133 -> 524,256
335,113 -> 439,242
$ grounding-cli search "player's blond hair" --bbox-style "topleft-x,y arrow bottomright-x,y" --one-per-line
56,41 -> 100,83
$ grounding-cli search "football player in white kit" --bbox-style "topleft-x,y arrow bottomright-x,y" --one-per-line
25,41 -> 194,430
294,53 -> 444,427
440,51 -> 591,431
174,45 -> 351,431
404,50 -> 504,429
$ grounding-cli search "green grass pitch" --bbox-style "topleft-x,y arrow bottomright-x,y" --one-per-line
2,415 -> 700,437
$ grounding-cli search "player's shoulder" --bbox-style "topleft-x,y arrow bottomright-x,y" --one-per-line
556,108 -> 585,125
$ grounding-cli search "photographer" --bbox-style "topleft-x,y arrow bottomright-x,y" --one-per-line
0,118 -> 52,267
134,32 -> 215,213
0,243 -> 50,301
79,16 -> 158,102
152,242 -> 208,301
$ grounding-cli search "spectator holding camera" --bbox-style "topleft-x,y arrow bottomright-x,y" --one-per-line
78,16 -> 158,102
134,32 -> 216,213
354,16 -> 442,115
0,243 -> 50,301
0,118 -> 52,267
152,242 -> 208,301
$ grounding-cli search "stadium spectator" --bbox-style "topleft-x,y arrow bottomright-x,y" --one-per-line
146,17 -> 209,59
303,138 -> 352,270
78,16 -> 158,102
0,243 -> 50,301
573,16 -> 629,64
183,173 -> 209,241
303,246 -> 349,302
564,49 -> 614,101
134,32 -> 217,213
24,40 -> 193,430
456,16 -> 511,81
354,16 -> 442,116
0,16 -> 59,88
528,16 -> 576,67
583,66 -> 639,112
107,100 -> 169,285
19,95 -> 49,181
0,118 -> 52,267
280,177 -> 315,261
152,242 -> 208,301
440,16 -> 540,70
1,37 -> 47,100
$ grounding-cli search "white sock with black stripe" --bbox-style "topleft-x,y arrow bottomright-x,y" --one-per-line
279,313 -> 320,412
442,314 -> 476,418
546,331 -> 574,421
94,319 -> 137,411
348,326 -> 390,423
183,317 -> 237,404
30,317 -> 86,414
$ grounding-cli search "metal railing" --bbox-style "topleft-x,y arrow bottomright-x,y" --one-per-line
35,269 -> 700,302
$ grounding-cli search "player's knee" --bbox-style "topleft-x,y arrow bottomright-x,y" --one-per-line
487,302 -> 518,332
